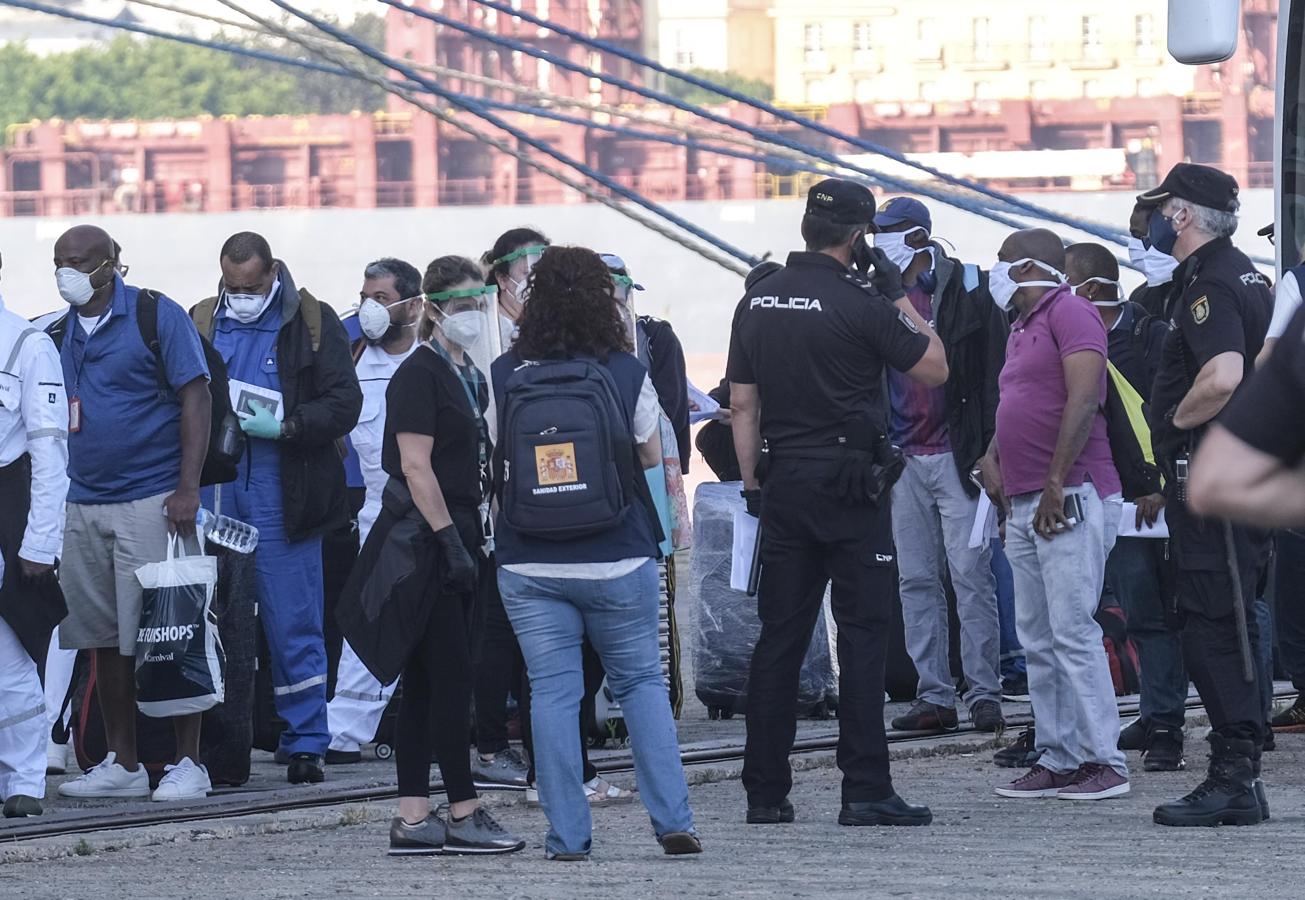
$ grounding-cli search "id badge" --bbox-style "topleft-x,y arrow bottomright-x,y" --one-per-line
69,397 -> 82,433
479,500 -> 495,557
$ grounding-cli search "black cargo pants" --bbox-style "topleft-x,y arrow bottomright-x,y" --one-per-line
743,459 -> 897,807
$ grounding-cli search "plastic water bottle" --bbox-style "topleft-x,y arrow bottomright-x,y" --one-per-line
197,508 -> 260,554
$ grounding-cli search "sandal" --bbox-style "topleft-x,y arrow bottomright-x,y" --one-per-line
584,776 -> 636,805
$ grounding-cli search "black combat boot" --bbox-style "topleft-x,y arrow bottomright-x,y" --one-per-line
1251,747 -> 1270,821
1153,734 -> 1263,827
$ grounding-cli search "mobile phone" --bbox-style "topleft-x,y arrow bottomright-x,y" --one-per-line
1063,492 -> 1084,527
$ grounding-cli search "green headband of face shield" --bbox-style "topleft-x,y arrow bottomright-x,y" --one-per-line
424,285 -> 499,303
492,245 -> 548,267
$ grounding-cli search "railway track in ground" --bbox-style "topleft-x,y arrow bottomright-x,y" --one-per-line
2,688 -> 1294,845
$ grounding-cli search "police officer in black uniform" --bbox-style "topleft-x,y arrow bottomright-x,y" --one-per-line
1141,163 -> 1274,827
727,179 -> 948,827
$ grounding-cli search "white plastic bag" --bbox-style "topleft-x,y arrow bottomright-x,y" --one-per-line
134,534 -> 224,717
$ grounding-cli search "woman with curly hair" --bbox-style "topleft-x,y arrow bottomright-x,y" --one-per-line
492,246 -> 700,861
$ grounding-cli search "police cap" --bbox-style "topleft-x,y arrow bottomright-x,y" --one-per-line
1137,163 -> 1239,213
805,179 -> 877,227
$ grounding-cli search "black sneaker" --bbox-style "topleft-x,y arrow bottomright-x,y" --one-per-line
838,794 -> 932,826
1143,727 -> 1186,772
971,700 -> 1005,734
1001,674 -> 1029,702
2,795 -> 42,818
287,753 -> 325,785
993,726 -> 1042,768
1270,695 -> 1305,732
388,814 -> 445,856
745,798 -> 795,824
890,700 -> 959,733
442,805 -> 526,855
1118,717 -> 1151,752
325,749 -> 362,765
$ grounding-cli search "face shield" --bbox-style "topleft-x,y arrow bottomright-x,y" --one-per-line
494,244 -> 548,307
425,284 -> 504,446
601,253 -> 646,353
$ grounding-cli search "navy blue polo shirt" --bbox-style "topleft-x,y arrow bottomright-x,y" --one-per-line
60,276 -> 210,504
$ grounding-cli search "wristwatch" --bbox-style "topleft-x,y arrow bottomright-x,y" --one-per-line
279,416 -> 300,441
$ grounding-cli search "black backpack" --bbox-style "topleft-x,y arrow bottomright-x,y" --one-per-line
496,358 -> 648,541
46,290 -> 244,486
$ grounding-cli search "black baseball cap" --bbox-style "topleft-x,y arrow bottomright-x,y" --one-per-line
804,179 -> 877,226
1136,163 -> 1239,213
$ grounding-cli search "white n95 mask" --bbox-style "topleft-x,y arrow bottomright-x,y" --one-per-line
56,266 -> 98,307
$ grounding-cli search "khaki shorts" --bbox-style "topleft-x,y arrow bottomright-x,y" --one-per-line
59,492 -> 171,655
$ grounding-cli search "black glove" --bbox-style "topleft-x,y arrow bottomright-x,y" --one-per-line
863,245 -> 906,301
741,488 -> 762,518
432,524 -> 477,595
851,237 -> 876,275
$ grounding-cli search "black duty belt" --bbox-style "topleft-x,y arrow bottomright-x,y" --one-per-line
766,445 -> 848,462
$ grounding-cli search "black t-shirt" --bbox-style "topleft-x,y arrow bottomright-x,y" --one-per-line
381,344 -> 489,510
1220,305 -> 1305,466
1148,238 -> 1272,459
726,251 -> 929,447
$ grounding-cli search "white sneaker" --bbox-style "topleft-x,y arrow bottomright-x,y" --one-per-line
151,757 -> 212,802
46,740 -> 70,775
57,751 -> 150,799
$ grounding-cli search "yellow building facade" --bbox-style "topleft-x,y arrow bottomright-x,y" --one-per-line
657,0 -> 1202,106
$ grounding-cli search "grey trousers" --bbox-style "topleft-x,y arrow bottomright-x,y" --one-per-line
1006,485 -> 1127,776
891,452 -> 1001,710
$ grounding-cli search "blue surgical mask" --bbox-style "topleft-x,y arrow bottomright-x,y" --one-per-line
1147,211 -> 1180,257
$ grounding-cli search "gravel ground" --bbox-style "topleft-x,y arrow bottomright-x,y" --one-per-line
5,732 -> 1304,900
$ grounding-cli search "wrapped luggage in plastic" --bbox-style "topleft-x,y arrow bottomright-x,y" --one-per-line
690,482 -> 837,718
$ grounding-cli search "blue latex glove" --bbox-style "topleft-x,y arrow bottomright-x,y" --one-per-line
238,400 -> 281,440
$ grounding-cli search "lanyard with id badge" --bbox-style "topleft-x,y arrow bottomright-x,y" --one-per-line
425,341 -> 495,555
68,310 -> 111,433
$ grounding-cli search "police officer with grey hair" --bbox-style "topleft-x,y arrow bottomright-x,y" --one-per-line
728,179 -> 948,827
1142,163 -> 1274,827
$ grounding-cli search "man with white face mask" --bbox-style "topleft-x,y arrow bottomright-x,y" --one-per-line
981,228 -> 1129,803
1126,199 -> 1180,319
49,225 -> 213,803
870,198 -> 1009,737
192,232 -> 362,786
325,258 -> 422,765
1066,243 -> 1186,773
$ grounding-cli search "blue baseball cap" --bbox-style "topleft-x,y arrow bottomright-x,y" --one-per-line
874,196 -> 932,233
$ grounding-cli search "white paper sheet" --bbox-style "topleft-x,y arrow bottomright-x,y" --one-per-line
968,491 -> 999,549
688,379 -> 723,425
1117,503 -> 1169,538
730,508 -> 760,591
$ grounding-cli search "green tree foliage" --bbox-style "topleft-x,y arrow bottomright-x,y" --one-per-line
663,68 -> 774,106
0,13 -> 387,130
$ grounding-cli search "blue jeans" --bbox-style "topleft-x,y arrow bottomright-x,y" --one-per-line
1104,537 -> 1187,729
990,540 -> 1025,680
498,561 -> 694,856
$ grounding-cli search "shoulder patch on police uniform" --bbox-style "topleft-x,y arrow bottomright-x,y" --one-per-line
1190,296 -> 1210,325
898,310 -> 920,333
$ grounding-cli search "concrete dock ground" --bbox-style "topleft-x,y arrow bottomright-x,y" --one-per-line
4,728 -> 1303,900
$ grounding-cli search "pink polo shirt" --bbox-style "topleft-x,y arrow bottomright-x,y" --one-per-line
995,283 -> 1121,499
